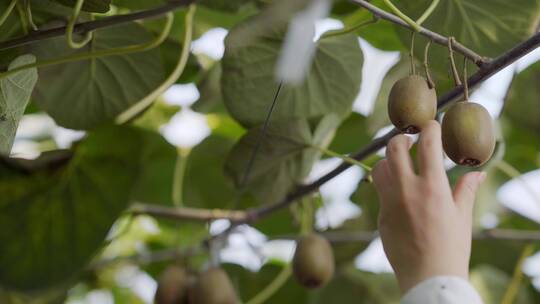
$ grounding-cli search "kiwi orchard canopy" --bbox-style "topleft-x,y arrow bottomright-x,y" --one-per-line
0,0 -> 539,303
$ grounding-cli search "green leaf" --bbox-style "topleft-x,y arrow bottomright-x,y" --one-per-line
505,61 -> 540,132
183,134 -> 255,209
198,0 -> 254,12
0,55 -> 38,155
55,0 -> 111,13
224,115 -> 340,205
222,263 -> 309,303
31,22 -> 165,130
396,0 -> 540,76
0,126 -> 151,290
192,63 -> 225,114
222,19 -> 363,127
329,112 -> 372,154
112,0 -> 164,10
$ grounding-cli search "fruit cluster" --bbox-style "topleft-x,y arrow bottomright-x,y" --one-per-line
388,75 -> 495,166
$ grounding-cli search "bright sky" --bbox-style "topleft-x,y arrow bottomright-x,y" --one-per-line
12,15 -> 540,303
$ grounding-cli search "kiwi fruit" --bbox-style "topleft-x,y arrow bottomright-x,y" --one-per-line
388,75 -> 437,134
292,233 -> 334,289
155,265 -> 191,304
442,101 -> 495,167
189,267 -> 238,304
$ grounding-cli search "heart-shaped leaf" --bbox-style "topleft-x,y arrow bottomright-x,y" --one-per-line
31,22 -> 165,130
55,0 -> 111,13
225,114 -> 340,205
0,55 -> 38,155
222,19 -> 363,127
0,126 -> 157,290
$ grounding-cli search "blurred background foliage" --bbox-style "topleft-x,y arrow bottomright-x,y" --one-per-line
0,0 -> 539,303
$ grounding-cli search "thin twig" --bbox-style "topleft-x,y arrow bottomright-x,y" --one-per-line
130,203 -> 249,222
351,0 -> 489,66
448,37 -> 462,86
410,31 -> 416,75
424,40 -> 435,88
0,0 -> 195,51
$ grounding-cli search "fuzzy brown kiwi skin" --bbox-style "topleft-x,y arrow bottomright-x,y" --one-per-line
189,267 -> 238,304
155,265 -> 191,304
442,101 -> 496,167
388,75 -> 437,134
292,233 -> 335,289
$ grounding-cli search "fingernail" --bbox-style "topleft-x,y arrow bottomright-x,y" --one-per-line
477,172 -> 486,183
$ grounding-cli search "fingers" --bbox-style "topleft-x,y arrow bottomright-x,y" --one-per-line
372,159 -> 391,193
417,120 -> 445,177
453,171 -> 486,211
386,134 -> 415,180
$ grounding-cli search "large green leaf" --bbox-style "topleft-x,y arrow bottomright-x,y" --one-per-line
0,126 -> 154,290
223,263 -> 309,303
0,55 -> 38,155
222,19 -> 363,127
396,0 -> 540,76
224,115 -> 340,205
505,61 -> 540,132
55,0 -> 111,13
31,22 -> 165,130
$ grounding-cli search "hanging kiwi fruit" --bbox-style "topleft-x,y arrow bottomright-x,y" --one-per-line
442,44 -> 495,167
388,34 -> 437,134
189,267 -> 238,304
441,101 -> 495,167
292,233 -> 334,289
155,265 -> 191,304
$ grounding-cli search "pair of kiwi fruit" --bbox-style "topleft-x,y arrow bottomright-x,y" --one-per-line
388,75 -> 495,167
155,266 -> 237,304
292,233 -> 335,289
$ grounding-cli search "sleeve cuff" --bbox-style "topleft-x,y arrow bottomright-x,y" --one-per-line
401,276 -> 483,304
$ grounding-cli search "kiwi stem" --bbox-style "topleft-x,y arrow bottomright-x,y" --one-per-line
310,145 -> 373,172
409,31 -> 416,75
115,6 -> 194,123
0,12 -> 174,80
448,37 -> 462,87
501,244 -> 534,304
0,0 -> 18,29
463,57 -> 469,100
66,0 -> 94,49
245,264 -> 293,304
416,0 -> 440,25
23,0 -> 37,31
495,160 -> 540,209
381,0 -> 422,31
424,39 -> 435,88
172,148 -> 190,208
321,15 -> 379,39
15,1 -> 28,34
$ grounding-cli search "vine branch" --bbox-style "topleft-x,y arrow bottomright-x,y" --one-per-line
351,0 -> 489,67
0,0 -> 195,51
91,229 -> 540,270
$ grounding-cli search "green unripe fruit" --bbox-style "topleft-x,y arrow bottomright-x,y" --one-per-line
155,265 -> 191,304
442,101 -> 496,167
388,75 -> 437,134
189,267 -> 238,304
292,233 -> 334,289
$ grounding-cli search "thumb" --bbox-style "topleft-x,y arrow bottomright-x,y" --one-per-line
453,171 -> 486,210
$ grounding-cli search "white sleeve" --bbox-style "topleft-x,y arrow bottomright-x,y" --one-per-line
401,276 -> 483,304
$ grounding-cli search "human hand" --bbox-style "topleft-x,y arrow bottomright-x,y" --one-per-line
372,120 -> 486,293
